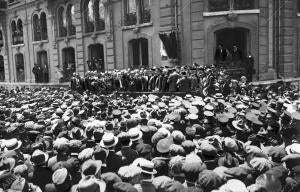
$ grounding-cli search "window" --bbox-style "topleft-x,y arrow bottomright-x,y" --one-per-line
129,38 -> 149,68
11,19 -> 23,45
124,0 -> 151,26
33,14 -> 41,41
15,53 -> 25,82
95,0 -> 105,31
298,0 -> 300,13
67,5 -> 76,35
11,20 -> 17,45
208,0 -> 255,12
83,0 -> 106,33
58,7 -> 67,37
16,19 -> 23,44
0,30 -> 3,47
40,12 -> 48,40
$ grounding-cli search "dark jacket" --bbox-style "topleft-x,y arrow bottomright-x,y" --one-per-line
177,76 -> 191,92
116,146 -> 139,165
168,72 -> 180,92
31,166 -> 53,191
105,150 -> 123,173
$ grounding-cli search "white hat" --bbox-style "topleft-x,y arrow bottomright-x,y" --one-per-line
100,132 -> 118,148
285,143 -> 300,155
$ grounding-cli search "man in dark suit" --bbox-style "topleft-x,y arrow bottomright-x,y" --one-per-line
177,71 -> 191,92
100,133 -> 123,173
168,68 -> 180,92
116,132 -> 139,165
215,44 -> 226,67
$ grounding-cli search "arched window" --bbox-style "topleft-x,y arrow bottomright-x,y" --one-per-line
67,4 -> 76,35
84,0 -> 95,33
33,14 -> 41,41
11,20 -> 17,45
95,0 -> 105,31
40,12 -> 48,40
0,30 -> 3,47
58,7 -> 67,37
17,19 -> 24,44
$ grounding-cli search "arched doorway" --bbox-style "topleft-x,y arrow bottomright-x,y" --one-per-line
129,38 -> 149,69
62,47 -> 76,82
37,51 -> 49,83
88,43 -> 105,72
0,55 -> 4,82
15,53 -> 25,82
214,28 -> 250,78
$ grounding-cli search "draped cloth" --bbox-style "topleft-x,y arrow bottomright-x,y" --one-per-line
159,31 -> 178,59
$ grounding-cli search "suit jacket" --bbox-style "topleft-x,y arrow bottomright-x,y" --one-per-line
106,150 -> 123,173
168,72 -> 180,92
31,166 -> 53,191
177,76 -> 191,92
116,146 -> 139,165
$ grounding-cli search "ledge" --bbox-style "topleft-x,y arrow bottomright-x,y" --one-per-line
32,40 -> 49,45
11,43 -> 24,48
203,9 -> 260,17
122,22 -> 153,31
83,30 -> 106,38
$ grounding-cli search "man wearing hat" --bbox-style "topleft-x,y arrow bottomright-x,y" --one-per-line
30,150 -> 53,191
100,132 -> 123,172
116,132 -> 139,165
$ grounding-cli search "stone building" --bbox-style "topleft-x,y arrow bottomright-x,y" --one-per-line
0,0 -> 299,83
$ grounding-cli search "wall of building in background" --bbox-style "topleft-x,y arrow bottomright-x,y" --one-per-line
0,0 -> 299,83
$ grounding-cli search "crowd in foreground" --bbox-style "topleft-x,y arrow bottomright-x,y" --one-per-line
70,65 -> 252,94
0,73 -> 299,192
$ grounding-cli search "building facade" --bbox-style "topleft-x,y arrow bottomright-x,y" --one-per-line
0,0 -> 299,83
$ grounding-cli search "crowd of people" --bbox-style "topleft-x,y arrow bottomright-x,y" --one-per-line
0,67 -> 299,192
70,65 -> 253,95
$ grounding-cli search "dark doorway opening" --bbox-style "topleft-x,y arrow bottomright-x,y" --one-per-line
88,44 -> 105,72
0,55 -> 4,82
15,53 -> 25,82
129,38 -> 149,69
215,28 -> 250,79
62,47 -> 76,82
37,51 -> 49,83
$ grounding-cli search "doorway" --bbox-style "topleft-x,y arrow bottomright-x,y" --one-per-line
88,44 -> 105,72
37,51 -> 49,83
215,28 -> 250,78
129,38 -> 149,69
62,47 -> 76,82
0,55 -> 4,82
15,53 -> 25,82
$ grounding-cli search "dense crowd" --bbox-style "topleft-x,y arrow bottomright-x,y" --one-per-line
0,73 -> 299,192
70,65 -> 252,95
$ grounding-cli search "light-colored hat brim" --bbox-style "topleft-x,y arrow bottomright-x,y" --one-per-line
100,137 -> 119,148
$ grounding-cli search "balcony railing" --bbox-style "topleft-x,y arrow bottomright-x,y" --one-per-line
12,32 -> 24,45
124,12 -> 137,26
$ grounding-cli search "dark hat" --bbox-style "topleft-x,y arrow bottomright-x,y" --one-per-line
164,181 -> 185,192
113,182 -> 137,192
101,172 -> 122,192
223,167 -> 249,181
196,170 -> 223,191
77,175 -> 106,192
182,162 -> 206,183
136,143 -> 152,156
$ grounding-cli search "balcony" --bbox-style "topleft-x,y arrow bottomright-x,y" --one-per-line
0,1 -> 7,10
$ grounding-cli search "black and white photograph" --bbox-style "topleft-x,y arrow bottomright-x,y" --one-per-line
0,0 -> 300,191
